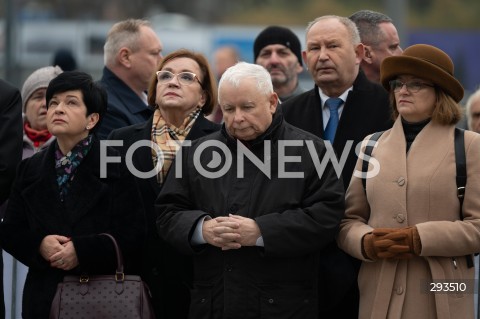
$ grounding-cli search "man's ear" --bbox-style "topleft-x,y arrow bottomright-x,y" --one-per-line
363,45 -> 374,64
269,92 -> 279,114
118,47 -> 132,67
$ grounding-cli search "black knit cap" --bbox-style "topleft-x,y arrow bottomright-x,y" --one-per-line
253,26 -> 303,66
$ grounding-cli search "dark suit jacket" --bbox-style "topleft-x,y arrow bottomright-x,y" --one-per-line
96,67 -> 153,139
281,71 -> 393,188
281,71 -> 393,318
108,114 -> 220,319
0,138 -> 145,319
0,79 -> 22,319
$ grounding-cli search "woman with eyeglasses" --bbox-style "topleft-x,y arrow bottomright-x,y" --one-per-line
108,48 -> 220,319
337,44 -> 480,319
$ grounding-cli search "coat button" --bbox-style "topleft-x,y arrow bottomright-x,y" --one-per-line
225,264 -> 233,272
268,298 -> 274,304
200,298 -> 206,303
397,177 -> 406,186
395,213 -> 405,223
396,286 -> 404,295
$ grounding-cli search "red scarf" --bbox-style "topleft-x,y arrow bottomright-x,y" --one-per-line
24,122 -> 52,147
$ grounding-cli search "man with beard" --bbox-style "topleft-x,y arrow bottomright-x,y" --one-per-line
254,25 -> 305,102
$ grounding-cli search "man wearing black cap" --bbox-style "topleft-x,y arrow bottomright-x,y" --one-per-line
254,25 -> 305,101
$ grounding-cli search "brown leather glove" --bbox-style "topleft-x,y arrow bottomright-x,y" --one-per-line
363,227 -> 422,260
362,233 -> 396,260
378,226 -> 422,256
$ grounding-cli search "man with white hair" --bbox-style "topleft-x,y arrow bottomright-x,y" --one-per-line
156,62 -> 344,318
97,18 -> 163,139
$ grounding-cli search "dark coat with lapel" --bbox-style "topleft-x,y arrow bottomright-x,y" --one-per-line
0,79 -> 22,205
280,71 -> 393,318
108,114 -> 220,319
96,67 -> 153,139
156,114 -> 345,319
281,70 -> 393,188
0,138 -> 145,319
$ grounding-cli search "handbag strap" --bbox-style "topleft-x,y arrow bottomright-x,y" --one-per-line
454,127 -> 466,217
99,233 -> 125,280
361,131 -> 385,191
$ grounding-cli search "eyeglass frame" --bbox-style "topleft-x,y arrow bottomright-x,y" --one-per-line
155,70 -> 203,87
389,79 -> 435,93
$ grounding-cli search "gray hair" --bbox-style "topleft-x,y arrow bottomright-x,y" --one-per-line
465,87 -> 480,130
103,19 -> 152,66
349,10 -> 393,47
306,15 -> 361,46
218,62 -> 273,102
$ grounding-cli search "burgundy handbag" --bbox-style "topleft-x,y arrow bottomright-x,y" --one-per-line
49,233 -> 155,319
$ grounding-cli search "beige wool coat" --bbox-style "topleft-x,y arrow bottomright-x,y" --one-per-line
337,118 -> 480,319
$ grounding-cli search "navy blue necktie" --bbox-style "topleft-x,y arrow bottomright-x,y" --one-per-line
324,98 -> 343,143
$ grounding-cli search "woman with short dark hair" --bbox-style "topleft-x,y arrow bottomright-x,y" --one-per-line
0,71 -> 145,319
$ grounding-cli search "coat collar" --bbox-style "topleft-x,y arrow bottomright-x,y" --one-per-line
101,67 -> 151,115
22,138 -> 112,230
124,113 -> 220,192
382,117 -> 454,176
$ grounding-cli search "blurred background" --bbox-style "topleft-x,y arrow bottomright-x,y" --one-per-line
1,0 -> 480,96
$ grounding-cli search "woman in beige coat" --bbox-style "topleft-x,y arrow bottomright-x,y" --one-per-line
337,44 -> 480,319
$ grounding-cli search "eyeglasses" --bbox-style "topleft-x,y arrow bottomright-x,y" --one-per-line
156,71 -> 202,86
389,80 -> 434,93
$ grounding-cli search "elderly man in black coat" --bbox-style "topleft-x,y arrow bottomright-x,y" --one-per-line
280,15 -> 393,319
156,62 -> 345,319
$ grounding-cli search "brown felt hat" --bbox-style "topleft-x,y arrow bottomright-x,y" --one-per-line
381,44 -> 464,102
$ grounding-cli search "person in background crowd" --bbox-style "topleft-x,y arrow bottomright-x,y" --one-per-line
156,62 -> 345,319
465,87 -> 480,133
349,9 -> 403,84
97,18 -> 163,139
254,25 -> 305,101
280,15 -> 393,319
0,71 -> 145,319
214,46 -> 240,80
52,48 -> 77,71
1,65 -> 63,319
0,79 -> 22,210
207,45 -> 240,123
21,66 -> 63,158
338,43 -> 480,319
108,49 -> 220,319
0,78 -> 23,319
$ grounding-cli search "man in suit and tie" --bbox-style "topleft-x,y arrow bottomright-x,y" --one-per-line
281,15 -> 393,319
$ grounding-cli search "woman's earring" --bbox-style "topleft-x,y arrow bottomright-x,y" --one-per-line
86,126 -> 90,130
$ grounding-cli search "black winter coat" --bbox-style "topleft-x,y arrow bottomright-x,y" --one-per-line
0,138 -> 145,319
156,114 -> 345,319
280,70 -> 393,318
